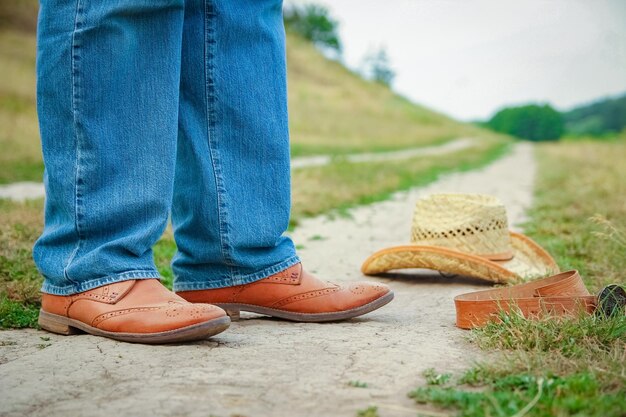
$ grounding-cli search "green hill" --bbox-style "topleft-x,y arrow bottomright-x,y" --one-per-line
563,93 -> 626,136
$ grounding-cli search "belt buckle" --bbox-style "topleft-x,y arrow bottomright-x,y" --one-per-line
596,284 -> 626,318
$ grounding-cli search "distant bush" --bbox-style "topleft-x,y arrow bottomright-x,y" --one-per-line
360,47 -> 395,87
283,4 -> 341,54
487,104 -> 564,141
564,94 -> 626,136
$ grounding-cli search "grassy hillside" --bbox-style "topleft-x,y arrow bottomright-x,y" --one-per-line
285,32 -> 492,155
0,30 -> 41,184
0,5 -> 503,183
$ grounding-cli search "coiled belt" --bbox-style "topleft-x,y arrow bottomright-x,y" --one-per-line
454,270 -> 625,329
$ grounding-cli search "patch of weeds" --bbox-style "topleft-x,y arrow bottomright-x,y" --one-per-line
326,207 -> 354,221
0,294 -> 39,328
287,219 -> 299,232
423,368 -> 452,386
36,343 -> 51,349
591,214 -> 626,250
153,237 -> 176,290
295,244 -> 306,250
471,308 -> 626,356
0,340 -> 18,346
347,380 -> 369,388
411,312 -> 626,417
308,234 -> 326,241
0,199 -> 44,328
356,406 -> 379,417
410,371 -> 625,417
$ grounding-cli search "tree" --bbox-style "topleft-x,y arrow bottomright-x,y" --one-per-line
283,4 -> 341,54
361,47 -> 395,87
488,104 -> 564,141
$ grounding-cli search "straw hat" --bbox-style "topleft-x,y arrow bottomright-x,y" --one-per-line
361,193 -> 559,284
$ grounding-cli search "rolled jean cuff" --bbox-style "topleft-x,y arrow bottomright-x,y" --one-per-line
173,255 -> 301,291
40,270 -> 162,295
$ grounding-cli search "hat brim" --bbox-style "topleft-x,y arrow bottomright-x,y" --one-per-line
361,232 -> 559,284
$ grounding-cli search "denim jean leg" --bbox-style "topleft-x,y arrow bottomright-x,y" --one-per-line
172,0 -> 299,291
34,0 -> 185,295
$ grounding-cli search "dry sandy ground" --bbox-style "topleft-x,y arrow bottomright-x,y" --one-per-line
0,143 -> 535,417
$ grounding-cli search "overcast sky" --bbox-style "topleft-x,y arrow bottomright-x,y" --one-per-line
288,0 -> 626,121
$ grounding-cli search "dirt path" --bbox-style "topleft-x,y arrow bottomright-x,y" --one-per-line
0,138 -> 475,202
291,137 -> 475,169
0,143 -> 535,417
0,181 -> 46,202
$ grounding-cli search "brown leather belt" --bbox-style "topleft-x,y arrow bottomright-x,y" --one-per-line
454,270 -> 624,329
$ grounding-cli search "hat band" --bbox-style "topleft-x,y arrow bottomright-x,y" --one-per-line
478,250 -> 514,262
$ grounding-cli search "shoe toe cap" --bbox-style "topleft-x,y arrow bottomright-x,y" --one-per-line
165,302 -> 228,323
347,281 -> 391,302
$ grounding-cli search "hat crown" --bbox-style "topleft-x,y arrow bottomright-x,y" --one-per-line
411,194 -> 512,258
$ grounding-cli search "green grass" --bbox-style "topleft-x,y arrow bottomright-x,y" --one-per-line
410,138 -> 626,417
411,312 -> 626,417
0,198 -> 43,328
411,368 -> 625,417
524,134 -> 626,289
154,237 -> 177,290
0,295 -> 39,328
355,406 -> 380,417
472,309 -> 626,355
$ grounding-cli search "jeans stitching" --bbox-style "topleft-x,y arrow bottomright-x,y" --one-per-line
63,0 -> 85,287
204,1 -> 235,271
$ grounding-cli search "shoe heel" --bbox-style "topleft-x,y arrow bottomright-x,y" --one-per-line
224,309 -> 240,322
38,310 -> 80,335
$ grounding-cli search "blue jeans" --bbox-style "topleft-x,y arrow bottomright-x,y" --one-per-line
34,0 -> 299,295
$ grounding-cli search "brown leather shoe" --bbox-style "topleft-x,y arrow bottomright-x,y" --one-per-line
177,263 -> 394,322
39,279 -> 230,344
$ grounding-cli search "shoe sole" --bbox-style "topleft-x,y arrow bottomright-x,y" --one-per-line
215,290 -> 394,322
38,310 -> 231,344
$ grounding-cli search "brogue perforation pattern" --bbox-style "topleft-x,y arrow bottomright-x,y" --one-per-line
349,285 -> 365,295
272,287 -> 341,307
264,275 -> 300,284
189,305 -> 217,319
91,307 -> 161,326
82,292 -> 118,302
165,302 -> 220,319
